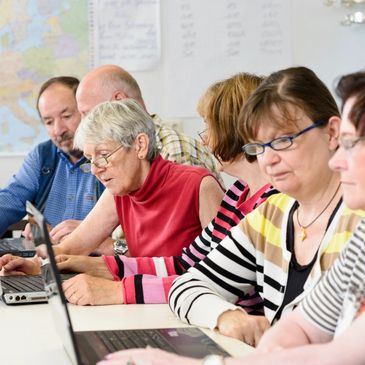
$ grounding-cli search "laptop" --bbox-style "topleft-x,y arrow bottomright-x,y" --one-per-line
0,206 -> 73,305
27,201 -> 229,364
0,237 -> 36,257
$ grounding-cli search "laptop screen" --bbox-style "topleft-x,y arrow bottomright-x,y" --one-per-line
26,201 -> 80,365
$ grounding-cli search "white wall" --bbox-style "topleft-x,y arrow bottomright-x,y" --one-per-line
0,154 -> 25,187
1,0 -> 364,188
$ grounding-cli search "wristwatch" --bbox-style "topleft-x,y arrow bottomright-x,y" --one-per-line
201,355 -> 225,365
114,239 -> 128,255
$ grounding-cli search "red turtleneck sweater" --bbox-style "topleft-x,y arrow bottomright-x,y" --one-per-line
114,155 -> 215,257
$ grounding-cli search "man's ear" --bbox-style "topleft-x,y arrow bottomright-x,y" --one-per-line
112,90 -> 128,101
134,133 -> 149,159
327,116 -> 341,152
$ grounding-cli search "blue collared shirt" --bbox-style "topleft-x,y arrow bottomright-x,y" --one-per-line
0,143 -> 100,236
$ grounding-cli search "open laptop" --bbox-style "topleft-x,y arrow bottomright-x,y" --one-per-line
0,210 -> 47,304
0,205 -> 73,305
0,237 -> 36,257
27,201 -> 228,364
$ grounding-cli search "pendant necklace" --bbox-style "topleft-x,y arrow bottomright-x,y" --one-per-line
296,183 -> 341,241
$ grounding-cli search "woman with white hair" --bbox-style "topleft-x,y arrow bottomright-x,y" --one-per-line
0,98 -> 224,304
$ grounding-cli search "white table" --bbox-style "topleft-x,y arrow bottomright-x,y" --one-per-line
0,303 -> 253,364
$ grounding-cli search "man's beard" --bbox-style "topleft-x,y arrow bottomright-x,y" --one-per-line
68,148 -> 84,159
56,132 -> 83,159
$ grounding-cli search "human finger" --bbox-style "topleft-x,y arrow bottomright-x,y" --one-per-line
55,254 -> 70,263
50,220 -> 81,240
62,275 -> 78,294
3,257 -> 27,271
36,244 -> 48,258
1,269 -> 27,276
253,319 -> 270,347
0,254 -> 16,269
22,223 -> 33,240
50,227 -> 71,243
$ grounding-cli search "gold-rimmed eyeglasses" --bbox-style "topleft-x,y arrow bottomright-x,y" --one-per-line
80,145 -> 123,173
339,136 -> 365,151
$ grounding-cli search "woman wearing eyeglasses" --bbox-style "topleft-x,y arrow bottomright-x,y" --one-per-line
166,66 -> 365,349
0,99 -> 224,297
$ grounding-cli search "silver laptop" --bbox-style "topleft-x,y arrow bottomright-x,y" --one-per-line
27,201 -> 228,364
0,205 -> 73,305
0,237 -> 36,257
0,211 -> 46,304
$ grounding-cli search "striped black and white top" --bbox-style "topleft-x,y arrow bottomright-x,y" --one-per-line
169,194 -> 364,330
301,218 -> 365,336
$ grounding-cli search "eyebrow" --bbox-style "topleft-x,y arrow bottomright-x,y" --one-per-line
42,107 -> 73,120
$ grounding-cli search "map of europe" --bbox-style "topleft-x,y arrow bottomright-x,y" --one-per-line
0,0 -> 88,153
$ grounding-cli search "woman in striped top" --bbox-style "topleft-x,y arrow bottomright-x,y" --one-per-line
168,66 -> 364,348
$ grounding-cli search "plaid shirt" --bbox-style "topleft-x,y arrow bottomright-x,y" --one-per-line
152,114 -> 223,185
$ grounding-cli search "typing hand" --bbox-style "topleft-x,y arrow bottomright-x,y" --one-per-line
96,347 -> 200,365
56,255 -> 113,279
0,254 -> 41,276
22,222 -> 33,240
217,309 -> 270,347
62,274 -> 123,305
50,219 -> 82,243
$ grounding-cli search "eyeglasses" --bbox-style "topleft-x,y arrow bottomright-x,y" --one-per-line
339,136 -> 365,150
80,145 -> 123,173
241,119 -> 326,156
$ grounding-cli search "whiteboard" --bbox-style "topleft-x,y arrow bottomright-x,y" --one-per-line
162,0 -> 292,117
129,0 -> 365,119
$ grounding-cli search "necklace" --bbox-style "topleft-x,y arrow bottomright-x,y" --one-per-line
296,183 -> 341,241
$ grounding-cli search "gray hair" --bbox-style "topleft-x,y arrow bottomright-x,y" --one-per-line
74,99 -> 157,162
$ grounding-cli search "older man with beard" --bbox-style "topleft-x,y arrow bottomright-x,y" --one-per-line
0,76 -> 104,238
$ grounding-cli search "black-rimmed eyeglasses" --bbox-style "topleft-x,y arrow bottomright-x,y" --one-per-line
80,145 -> 123,173
241,119 -> 327,157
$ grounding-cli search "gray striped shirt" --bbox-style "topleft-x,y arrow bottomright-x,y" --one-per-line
301,218 -> 365,335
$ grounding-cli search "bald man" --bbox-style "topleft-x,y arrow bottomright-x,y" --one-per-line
46,66 -> 222,253
76,64 -> 222,182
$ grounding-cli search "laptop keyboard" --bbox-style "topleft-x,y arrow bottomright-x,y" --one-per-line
0,240 -> 20,249
0,275 -> 44,292
96,329 -> 176,352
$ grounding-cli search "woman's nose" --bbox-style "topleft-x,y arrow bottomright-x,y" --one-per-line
328,147 -> 347,172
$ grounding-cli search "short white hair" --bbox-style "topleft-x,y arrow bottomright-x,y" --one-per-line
74,99 -> 157,161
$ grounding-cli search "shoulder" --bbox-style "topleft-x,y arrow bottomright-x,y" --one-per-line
255,193 -> 294,215
33,140 -> 58,159
199,175 -> 223,193
166,158 -> 211,177
35,139 -> 56,152
242,193 -> 294,230
333,204 -> 365,237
